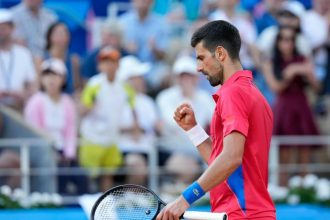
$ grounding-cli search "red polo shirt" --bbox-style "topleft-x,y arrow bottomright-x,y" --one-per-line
209,70 -> 276,219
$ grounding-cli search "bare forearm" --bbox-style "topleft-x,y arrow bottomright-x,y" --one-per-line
196,138 -> 212,163
197,151 -> 241,192
197,132 -> 245,192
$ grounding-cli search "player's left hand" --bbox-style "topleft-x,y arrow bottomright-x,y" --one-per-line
156,195 -> 190,220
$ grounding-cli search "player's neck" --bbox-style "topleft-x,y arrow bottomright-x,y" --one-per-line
223,61 -> 243,83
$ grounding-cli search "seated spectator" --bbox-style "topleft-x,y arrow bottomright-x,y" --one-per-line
117,55 -> 160,186
156,56 -> 214,184
81,19 -> 128,82
261,26 -> 320,185
11,0 -> 57,58
0,9 -> 36,112
0,114 -> 21,189
119,0 -> 170,93
79,47 -> 130,192
44,22 -> 81,95
24,58 -> 87,195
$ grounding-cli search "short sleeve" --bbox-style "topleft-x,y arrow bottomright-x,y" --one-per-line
218,87 -> 250,137
81,82 -> 100,108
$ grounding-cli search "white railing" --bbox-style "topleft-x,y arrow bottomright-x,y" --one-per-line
269,135 -> 330,185
0,138 -> 53,194
0,136 -> 329,203
0,138 -> 159,195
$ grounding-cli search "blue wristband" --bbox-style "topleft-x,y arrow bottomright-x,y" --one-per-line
182,181 -> 205,205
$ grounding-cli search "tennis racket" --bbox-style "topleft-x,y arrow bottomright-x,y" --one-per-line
91,184 -> 228,220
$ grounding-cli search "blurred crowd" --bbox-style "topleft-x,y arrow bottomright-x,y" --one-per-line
0,0 -> 330,194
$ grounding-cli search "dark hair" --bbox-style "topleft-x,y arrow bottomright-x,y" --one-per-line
190,20 -> 241,60
45,22 -> 68,51
273,26 -> 299,79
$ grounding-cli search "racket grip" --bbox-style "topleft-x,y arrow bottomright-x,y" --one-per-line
182,211 -> 228,220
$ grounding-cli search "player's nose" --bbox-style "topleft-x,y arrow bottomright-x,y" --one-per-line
197,64 -> 203,73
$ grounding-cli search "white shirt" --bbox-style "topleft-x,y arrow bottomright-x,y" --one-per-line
0,44 -> 36,92
80,73 -> 130,145
156,86 -> 215,156
44,94 -> 66,151
120,93 -> 158,153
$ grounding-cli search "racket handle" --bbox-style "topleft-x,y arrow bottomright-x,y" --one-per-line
182,211 -> 228,220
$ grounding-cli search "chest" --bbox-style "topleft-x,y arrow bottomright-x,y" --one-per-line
210,104 -> 224,141
0,50 -> 27,90
43,97 -> 66,130
94,83 -> 127,114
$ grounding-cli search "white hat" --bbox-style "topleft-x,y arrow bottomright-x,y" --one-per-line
173,56 -> 198,75
41,58 -> 67,76
117,56 -> 151,81
281,0 -> 305,19
0,9 -> 13,24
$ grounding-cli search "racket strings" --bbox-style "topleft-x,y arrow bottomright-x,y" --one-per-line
94,186 -> 160,220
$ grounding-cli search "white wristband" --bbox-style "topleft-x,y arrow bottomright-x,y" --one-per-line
186,124 -> 209,147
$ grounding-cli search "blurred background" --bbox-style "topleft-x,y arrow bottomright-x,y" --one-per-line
0,0 -> 329,219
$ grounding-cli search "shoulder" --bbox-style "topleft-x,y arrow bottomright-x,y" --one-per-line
156,87 -> 178,101
61,94 -> 76,112
10,3 -> 24,13
220,84 -> 251,103
26,92 -> 45,106
40,7 -> 58,21
61,94 -> 75,104
138,94 -> 155,106
12,44 -> 32,56
86,74 -> 105,86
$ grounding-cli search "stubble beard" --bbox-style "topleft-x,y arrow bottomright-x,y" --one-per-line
207,63 -> 224,87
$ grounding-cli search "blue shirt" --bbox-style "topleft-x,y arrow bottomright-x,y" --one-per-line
119,10 -> 169,63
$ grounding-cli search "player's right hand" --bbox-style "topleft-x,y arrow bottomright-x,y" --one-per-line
173,103 -> 197,131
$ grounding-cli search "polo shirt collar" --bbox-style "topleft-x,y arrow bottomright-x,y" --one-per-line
212,70 -> 252,102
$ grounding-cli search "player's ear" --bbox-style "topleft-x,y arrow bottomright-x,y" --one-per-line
215,46 -> 226,62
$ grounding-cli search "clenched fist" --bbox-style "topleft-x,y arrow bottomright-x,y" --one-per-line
173,103 -> 197,131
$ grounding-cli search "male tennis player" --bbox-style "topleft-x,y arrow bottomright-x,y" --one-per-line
157,20 -> 276,220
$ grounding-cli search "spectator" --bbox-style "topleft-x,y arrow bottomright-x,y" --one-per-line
79,47 -> 129,192
117,55 -> 159,186
44,22 -> 81,95
261,26 -> 320,185
0,9 -> 36,111
253,0 -> 283,34
0,114 -> 21,189
256,0 -> 311,106
301,0 -> 329,84
209,0 -> 259,70
156,56 -> 214,184
81,19 -> 128,82
257,0 -> 312,59
11,0 -> 57,58
119,0 -> 170,92
24,58 -> 87,195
